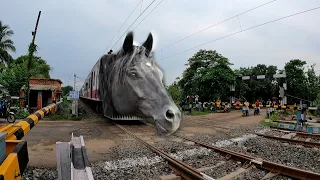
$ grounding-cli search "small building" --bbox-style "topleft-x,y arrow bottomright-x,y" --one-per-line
27,78 -> 63,111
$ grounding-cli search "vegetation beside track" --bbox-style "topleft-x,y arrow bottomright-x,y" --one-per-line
43,100 -> 86,121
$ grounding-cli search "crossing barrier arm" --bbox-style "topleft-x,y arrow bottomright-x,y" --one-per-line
0,102 -> 62,180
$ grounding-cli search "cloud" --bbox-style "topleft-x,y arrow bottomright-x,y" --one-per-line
1,0 -> 320,87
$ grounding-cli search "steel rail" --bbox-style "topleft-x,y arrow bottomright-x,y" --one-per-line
255,133 -> 320,148
115,124 -> 214,180
175,134 -> 320,180
270,126 -> 320,137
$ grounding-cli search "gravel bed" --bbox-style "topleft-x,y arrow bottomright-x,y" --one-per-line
22,167 -> 57,180
91,161 -> 172,180
153,136 -> 226,168
309,137 -> 320,142
232,166 -> 268,180
187,133 -> 226,143
203,161 -> 242,178
226,124 -> 268,138
264,130 -> 289,137
226,137 -> 320,173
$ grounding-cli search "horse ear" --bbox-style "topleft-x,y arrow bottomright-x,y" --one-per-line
123,32 -> 134,54
142,33 -> 153,56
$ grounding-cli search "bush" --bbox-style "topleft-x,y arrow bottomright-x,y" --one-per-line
14,108 -> 30,119
269,111 -> 279,121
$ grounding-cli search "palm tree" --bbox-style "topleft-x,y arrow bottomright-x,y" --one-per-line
0,20 -> 16,66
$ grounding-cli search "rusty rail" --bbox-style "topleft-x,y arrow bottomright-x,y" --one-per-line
256,133 -> 320,148
115,124 -> 214,180
270,126 -> 320,137
175,134 -> 320,180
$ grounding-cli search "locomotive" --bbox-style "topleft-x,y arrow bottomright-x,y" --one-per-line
79,32 -> 182,137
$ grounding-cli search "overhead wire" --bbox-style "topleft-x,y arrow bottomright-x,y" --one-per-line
160,0 -> 278,51
133,0 -> 165,30
111,0 -> 157,50
100,0 -> 143,57
162,6 -> 320,60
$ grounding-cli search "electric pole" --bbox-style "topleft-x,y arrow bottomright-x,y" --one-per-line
27,11 -> 41,111
74,73 -> 76,91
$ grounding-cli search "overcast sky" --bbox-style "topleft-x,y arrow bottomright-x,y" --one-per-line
1,0 -> 320,89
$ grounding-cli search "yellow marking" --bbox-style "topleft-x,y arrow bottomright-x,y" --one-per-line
0,154 -> 21,180
289,106 -> 294,110
5,140 -> 22,156
37,110 -> 45,118
281,106 -> 286,109
28,114 -> 39,124
18,121 -> 31,135
274,105 -> 278,109
0,124 -> 14,133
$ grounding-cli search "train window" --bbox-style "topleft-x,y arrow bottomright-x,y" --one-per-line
93,72 -> 95,86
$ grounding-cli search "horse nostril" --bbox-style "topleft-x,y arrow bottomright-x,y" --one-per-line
166,110 -> 175,120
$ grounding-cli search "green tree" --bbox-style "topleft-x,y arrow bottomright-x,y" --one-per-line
234,64 -> 278,103
305,64 -> 320,103
167,80 -> 182,105
283,59 -> 307,104
0,21 -> 16,65
178,49 -> 234,101
0,55 -> 51,95
62,85 -> 73,96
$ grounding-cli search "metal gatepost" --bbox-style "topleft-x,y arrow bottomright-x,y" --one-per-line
56,133 -> 94,180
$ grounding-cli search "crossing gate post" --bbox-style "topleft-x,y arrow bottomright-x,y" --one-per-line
231,72 -> 287,104
56,133 -> 94,180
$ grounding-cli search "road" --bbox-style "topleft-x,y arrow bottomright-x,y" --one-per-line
1,109 -> 265,167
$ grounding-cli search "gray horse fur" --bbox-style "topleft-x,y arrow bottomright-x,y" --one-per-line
98,32 -> 181,135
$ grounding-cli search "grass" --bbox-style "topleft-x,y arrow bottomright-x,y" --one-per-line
259,119 -> 272,127
190,109 -> 210,116
43,100 -> 86,121
44,113 -> 84,121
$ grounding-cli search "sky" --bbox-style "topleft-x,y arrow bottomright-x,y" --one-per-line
1,0 -> 320,89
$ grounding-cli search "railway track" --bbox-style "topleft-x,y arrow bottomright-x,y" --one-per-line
114,122 -> 320,180
257,128 -> 320,148
78,100 -> 320,179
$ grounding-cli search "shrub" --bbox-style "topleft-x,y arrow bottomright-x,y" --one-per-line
14,108 -> 30,119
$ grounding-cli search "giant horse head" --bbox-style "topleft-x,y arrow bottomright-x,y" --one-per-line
99,32 -> 181,135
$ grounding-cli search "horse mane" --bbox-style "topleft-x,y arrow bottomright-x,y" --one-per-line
99,45 -> 160,117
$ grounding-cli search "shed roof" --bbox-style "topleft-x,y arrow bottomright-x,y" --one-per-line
30,77 -> 63,84
30,84 -> 61,91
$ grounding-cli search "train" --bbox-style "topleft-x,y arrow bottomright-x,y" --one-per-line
79,32 -> 182,138
79,56 -> 142,120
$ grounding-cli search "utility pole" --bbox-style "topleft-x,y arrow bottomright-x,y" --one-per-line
27,11 -> 41,111
73,73 -> 76,90
72,73 -> 78,117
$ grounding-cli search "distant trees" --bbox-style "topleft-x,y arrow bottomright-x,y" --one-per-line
0,21 -> 16,66
178,49 -> 234,101
0,20 -> 53,96
62,85 -> 73,96
0,55 -> 52,95
168,49 -> 320,105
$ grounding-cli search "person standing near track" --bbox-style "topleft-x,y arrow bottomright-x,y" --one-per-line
266,99 -> 272,117
194,94 -> 199,104
255,99 -> 261,115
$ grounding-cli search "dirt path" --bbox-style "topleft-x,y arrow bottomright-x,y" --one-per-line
3,109 -> 265,167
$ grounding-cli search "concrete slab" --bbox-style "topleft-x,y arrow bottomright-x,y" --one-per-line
281,133 -> 296,139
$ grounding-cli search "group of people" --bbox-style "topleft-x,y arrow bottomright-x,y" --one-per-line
241,99 -> 277,117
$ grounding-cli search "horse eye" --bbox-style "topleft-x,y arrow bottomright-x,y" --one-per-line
129,72 -> 138,78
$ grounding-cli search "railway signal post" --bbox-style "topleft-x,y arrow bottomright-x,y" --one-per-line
69,91 -> 79,117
